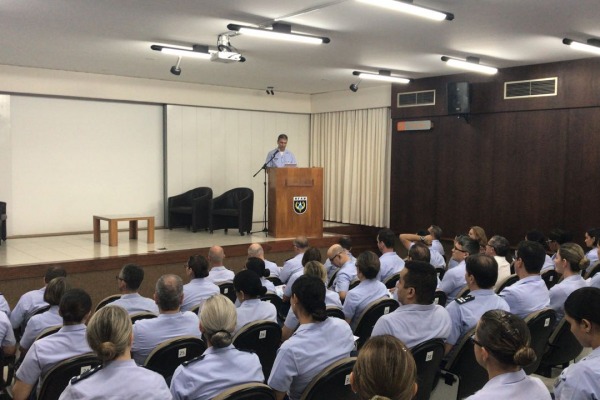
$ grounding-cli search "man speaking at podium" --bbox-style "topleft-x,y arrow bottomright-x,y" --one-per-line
265,134 -> 297,168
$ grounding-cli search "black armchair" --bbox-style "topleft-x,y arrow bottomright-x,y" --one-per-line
168,187 -> 213,232
210,188 -> 254,235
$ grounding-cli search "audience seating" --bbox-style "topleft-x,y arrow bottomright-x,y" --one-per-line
213,383 -> 276,400
410,338 -> 446,400
94,294 -> 121,312
261,293 -> 283,322
14,304 -> 52,341
536,317 -> 583,377
232,320 -> 281,380
455,286 -> 470,299
144,336 -> 207,385
326,307 -> 345,320
433,291 -> 447,307
348,279 -> 360,291
0,201 -> 6,244
494,274 -> 519,294
435,267 -> 446,281
210,188 -> 254,236
383,272 -> 400,289
37,353 -> 101,400
130,312 -> 157,324
327,270 -> 339,289
523,308 -> 557,375
168,187 -> 213,232
299,357 -> 359,400
266,276 -> 283,286
34,325 -> 62,342
0,352 -> 15,393
353,298 -> 399,349
218,282 -> 237,303
584,262 -> 600,279
541,269 -> 561,290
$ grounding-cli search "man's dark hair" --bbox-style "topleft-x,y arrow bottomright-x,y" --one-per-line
429,225 -> 443,239
45,265 -> 67,284
120,264 -> 144,290
548,228 -> 573,245
517,241 -> 546,274
525,230 -> 548,250
488,235 -> 510,257
188,255 -> 210,278
277,133 -> 288,141
339,236 -> 352,251
465,254 -> 498,289
408,242 -> 430,263
155,274 -> 183,311
356,251 -> 380,280
377,229 -> 396,249
402,261 -> 437,305
59,288 -> 92,324
586,228 -> 600,247
457,235 -> 480,256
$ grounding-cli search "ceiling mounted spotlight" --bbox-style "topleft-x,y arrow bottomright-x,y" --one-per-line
266,86 -> 275,95
151,44 -> 211,60
441,56 -> 498,75
227,22 -> 330,44
349,79 -> 361,92
563,38 -> 600,55
170,56 -> 182,76
352,70 -> 411,84
356,0 -> 454,21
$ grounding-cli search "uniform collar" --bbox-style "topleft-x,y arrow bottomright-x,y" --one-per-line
60,324 -> 87,332
487,369 -> 527,385
205,344 -> 235,355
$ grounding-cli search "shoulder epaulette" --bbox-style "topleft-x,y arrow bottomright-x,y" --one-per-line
182,354 -> 205,366
455,294 -> 475,305
70,365 -> 102,384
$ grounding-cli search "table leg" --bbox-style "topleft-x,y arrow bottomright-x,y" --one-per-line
147,217 -> 155,244
108,220 -> 118,247
93,217 -> 101,242
129,220 -> 138,240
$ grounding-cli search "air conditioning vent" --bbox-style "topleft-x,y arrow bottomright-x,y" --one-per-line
397,90 -> 435,108
504,77 -> 557,99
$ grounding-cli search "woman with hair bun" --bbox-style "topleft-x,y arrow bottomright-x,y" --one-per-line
268,276 -> 354,400
466,309 -> 551,399
233,270 -> 277,334
245,257 -> 276,292
170,294 -> 263,400
351,335 -> 417,400
549,243 -> 588,322
58,305 -> 170,399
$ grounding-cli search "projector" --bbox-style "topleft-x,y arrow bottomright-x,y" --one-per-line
210,51 -> 246,63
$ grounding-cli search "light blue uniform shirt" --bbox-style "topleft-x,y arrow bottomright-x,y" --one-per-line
280,253 -> 304,284
499,275 -> 550,319
16,324 -> 91,386
265,259 -> 281,278
58,359 -> 172,400
342,279 -> 389,330
447,258 -> 459,270
132,311 -> 201,365
377,252 -> 405,282
10,287 -> 47,329
554,346 -> 600,400
170,345 -> 264,400
431,239 -> 445,256
446,289 -> 510,345
268,317 -> 355,400
0,311 -> 16,348
372,303 -> 451,349
0,294 -> 10,317
438,260 -> 467,303
284,270 -> 303,298
430,249 -> 446,269
541,254 -> 556,273
284,289 -> 342,331
586,248 -> 599,266
181,278 -> 220,312
208,266 -> 235,283
262,277 -> 276,292
467,369 -> 551,400
549,275 -> 587,322
234,299 -> 277,334
265,148 -> 297,168
589,272 -> 600,289
19,305 -> 62,350
111,293 -> 159,315
333,260 -> 357,293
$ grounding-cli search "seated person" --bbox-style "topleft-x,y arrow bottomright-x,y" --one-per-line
180,255 -> 219,312
247,243 -> 281,278
376,229 -> 405,282
0,308 -> 16,357
525,230 -> 555,273
268,276 -> 355,400
323,236 -> 355,282
207,246 -> 235,283
170,294 -> 264,399
0,292 -> 10,316
438,236 -> 480,303
280,237 -> 309,284
58,305 -> 170,399
245,257 -> 276,292
233,270 -> 277,334
283,247 -> 323,302
549,243 -> 587,322
484,235 -> 512,287
12,288 -> 92,400
111,263 -> 159,315
327,244 -> 357,301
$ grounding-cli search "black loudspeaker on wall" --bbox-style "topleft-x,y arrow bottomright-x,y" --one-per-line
447,82 -> 470,115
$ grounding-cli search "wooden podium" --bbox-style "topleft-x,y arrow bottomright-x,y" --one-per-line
268,167 -> 323,238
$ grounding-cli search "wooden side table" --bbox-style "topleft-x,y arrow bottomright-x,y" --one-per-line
93,215 -> 155,247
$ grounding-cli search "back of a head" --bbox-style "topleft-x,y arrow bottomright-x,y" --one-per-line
465,254 -> 498,289
488,235 -> 510,257
357,251 -> 380,280
558,243 -> 589,273
233,270 -> 267,298
469,226 -> 488,247
60,288 -> 92,324
564,287 -> 600,326
352,335 -> 416,400
339,236 -> 352,251
87,305 -> 132,362
120,264 -> 144,290
408,242 -> 430,263
246,257 -> 269,278
429,225 -> 442,239
403,261 -> 437,305
303,261 -> 327,284
292,276 -> 327,322
45,265 -> 67,284
44,277 -> 71,306
200,294 -> 236,348
247,243 -> 264,258
294,236 -> 309,250
156,274 -> 183,311
476,310 -> 536,368
458,235 -> 480,256
517,241 -> 546,274
548,228 -> 572,245
188,254 -> 210,278
301,247 -> 322,265
208,246 -> 225,264
525,230 -> 547,248
377,229 -> 396,249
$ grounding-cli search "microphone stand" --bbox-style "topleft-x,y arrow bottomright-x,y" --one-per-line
251,150 -> 278,235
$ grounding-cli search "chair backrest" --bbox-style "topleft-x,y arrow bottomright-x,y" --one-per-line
327,269 -> 339,289
523,308 -> 557,374
353,298 -> 399,349
383,272 -> 400,289
299,357 -> 359,400
495,274 -> 519,293
455,286 -> 470,299
266,276 -> 283,286
218,282 -> 237,303
37,353 -> 101,400
130,312 -> 157,324
0,352 -> 15,391
233,320 -> 281,379
433,291 -> 447,307
435,267 -> 446,281
538,317 -> 583,375
212,382 -> 276,400
410,338 -> 446,400
444,327 -> 488,399
144,336 -> 207,384
326,307 -> 345,320
541,270 -> 561,290
261,293 -> 283,319
94,294 -> 122,313
584,262 -> 600,279
348,279 -> 360,291
34,325 -> 62,342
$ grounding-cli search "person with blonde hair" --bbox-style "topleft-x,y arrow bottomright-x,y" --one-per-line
170,294 -> 263,400
549,243 -> 588,322
466,310 -> 551,399
58,305 -> 170,399
350,335 -> 417,400
469,226 -> 488,253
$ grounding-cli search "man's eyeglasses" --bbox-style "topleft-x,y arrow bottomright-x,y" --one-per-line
329,252 -> 343,262
470,334 -> 483,347
452,247 -> 468,253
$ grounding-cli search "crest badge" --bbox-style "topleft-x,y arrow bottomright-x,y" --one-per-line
293,196 -> 308,215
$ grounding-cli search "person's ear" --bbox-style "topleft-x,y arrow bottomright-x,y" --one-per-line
412,382 -> 418,397
349,372 -> 356,393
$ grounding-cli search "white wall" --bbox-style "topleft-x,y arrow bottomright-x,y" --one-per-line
310,86 -> 391,113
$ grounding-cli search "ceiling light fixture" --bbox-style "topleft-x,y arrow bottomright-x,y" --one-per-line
441,56 -> 498,75
356,0 -> 453,21
563,38 -> 600,55
227,22 -> 330,44
170,56 -> 182,76
151,44 -> 211,60
352,70 -> 411,84
349,79 -> 361,92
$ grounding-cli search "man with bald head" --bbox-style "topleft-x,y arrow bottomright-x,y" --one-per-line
279,237 -> 309,284
248,243 -> 280,278
207,245 -> 234,283
327,244 -> 357,301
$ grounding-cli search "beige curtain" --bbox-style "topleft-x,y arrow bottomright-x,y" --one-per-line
310,108 -> 390,227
